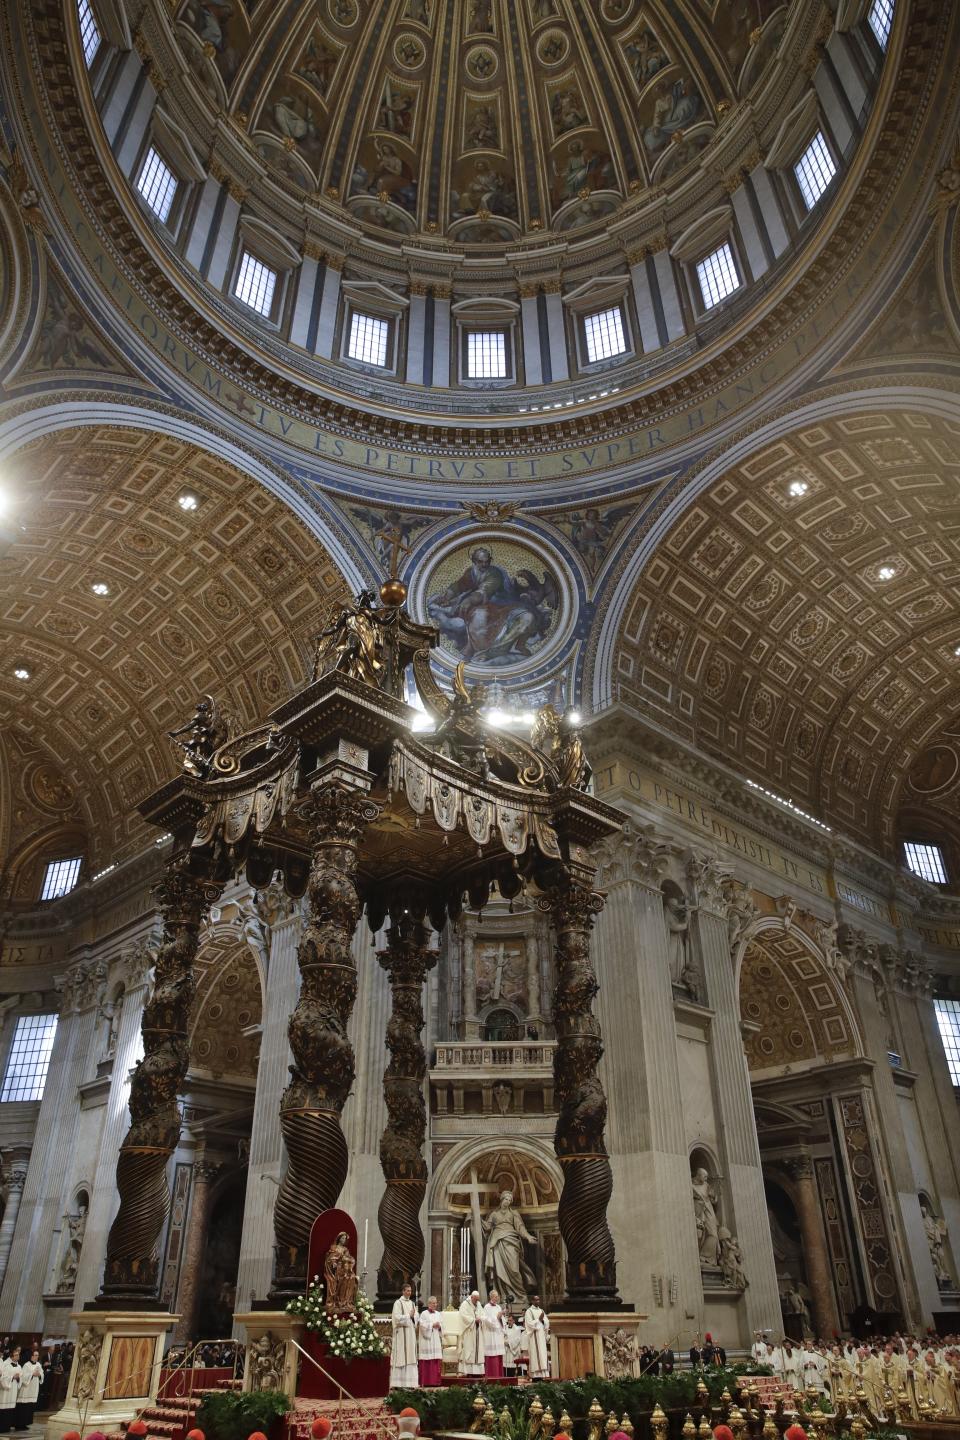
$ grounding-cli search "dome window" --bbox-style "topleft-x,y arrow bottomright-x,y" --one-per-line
868,0 -> 894,49
234,251 -> 278,319
466,330 -> 507,380
348,312 -> 390,368
583,306 -> 628,364
78,0 -> 101,67
794,132 -> 837,211
136,147 -> 178,225
934,999 -> 960,1087
695,243 -> 741,311
903,841 -> 948,886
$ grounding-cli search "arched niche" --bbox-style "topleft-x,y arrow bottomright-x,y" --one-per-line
189,935 -> 264,1082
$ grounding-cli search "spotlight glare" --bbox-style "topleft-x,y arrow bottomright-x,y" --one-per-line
91,581 -> 110,596
13,666 -> 30,681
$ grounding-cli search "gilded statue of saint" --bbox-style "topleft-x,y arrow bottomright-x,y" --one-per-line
323,1231 -> 359,1314
314,591 -> 385,687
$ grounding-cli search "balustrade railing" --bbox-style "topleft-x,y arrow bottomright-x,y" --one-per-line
433,1040 -> 555,1070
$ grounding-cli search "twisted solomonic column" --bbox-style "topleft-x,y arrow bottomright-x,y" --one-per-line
273,784 -> 377,1292
101,866 -> 222,1300
548,883 -> 619,1303
376,907 -> 437,1302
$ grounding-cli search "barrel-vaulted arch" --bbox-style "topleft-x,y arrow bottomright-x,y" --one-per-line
735,917 -> 864,1081
596,395 -> 960,851
0,419 -> 356,867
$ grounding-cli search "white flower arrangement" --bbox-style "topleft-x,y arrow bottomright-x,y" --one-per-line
286,1280 -> 387,1362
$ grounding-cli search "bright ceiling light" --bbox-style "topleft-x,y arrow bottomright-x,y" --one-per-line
178,492 -> 199,511
877,564 -> 896,582
13,666 -> 30,680
568,710 -> 582,724
954,645 -> 960,658
788,479 -> 808,497
91,581 -> 110,595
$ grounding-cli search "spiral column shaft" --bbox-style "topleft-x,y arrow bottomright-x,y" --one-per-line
101,866 -> 221,1300
272,784 -> 374,1293
550,883 -> 619,1303
376,909 -> 437,1303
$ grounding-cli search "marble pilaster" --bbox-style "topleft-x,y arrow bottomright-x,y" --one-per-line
592,842 -> 703,1325
235,904 -> 301,1308
0,1160 -> 29,1293
690,858 -> 781,1336
461,927 -> 479,1039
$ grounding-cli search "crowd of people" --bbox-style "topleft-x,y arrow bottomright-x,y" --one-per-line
164,1341 -> 242,1371
388,1287 -> 551,1389
749,1332 -> 960,1418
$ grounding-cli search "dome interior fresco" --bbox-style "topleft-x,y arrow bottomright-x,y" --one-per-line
178,0 -> 787,242
612,410 -> 960,848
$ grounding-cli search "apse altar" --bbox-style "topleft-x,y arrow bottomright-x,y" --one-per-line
52,574 -> 634,1423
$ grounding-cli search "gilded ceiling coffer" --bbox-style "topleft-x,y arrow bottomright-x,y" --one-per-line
135,582 -> 627,1306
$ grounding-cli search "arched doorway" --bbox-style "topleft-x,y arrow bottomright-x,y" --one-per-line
195,1174 -> 247,1338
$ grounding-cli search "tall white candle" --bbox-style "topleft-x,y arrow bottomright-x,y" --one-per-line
363,1218 -> 368,1270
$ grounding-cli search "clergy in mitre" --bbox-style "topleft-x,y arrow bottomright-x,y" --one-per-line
418,1295 -> 443,1387
482,1288 -> 506,1378
390,1282 -> 418,1388
458,1289 -> 485,1376
524,1293 -> 550,1379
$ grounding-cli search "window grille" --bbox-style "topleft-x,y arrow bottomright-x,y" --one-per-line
1,1015 -> 59,1102
696,243 -> 741,310
584,306 -> 627,363
136,148 -> 178,223
934,998 -> 960,1087
868,0 -> 894,48
794,132 -> 837,210
903,841 -> 948,885
466,331 -> 507,379
40,857 -> 82,901
78,0 -> 101,66
234,252 -> 278,317
347,311 -> 389,367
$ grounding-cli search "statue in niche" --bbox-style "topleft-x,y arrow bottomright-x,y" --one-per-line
56,1202 -> 87,1293
921,1203 -> 952,1288
664,891 -> 690,986
324,1231 -> 359,1314
691,1165 -> 721,1266
98,991 -> 123,1062
718,1226 -> 748,1290
482,1190 -> 538,1302
781,1281 -> 813,1333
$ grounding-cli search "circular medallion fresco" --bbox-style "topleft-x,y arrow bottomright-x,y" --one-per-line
907,743 -> 959,796
419,534 -> 567,671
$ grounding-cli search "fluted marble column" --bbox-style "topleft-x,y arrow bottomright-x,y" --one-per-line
592,830 -> 703,1322
0,959 -> 105,1330
784,1153 -> 839,1337
376,907 -> 437,1302
689,856 -> 781,1334
235,898 -> 301,1308
101,866 -> 223,1301
548,882 -> 618,1303
272,784 -> 376,1293
175,1159 -> 220,1341
73,943 -> 153,1312
462,927 -> 479,1039
0,1160 -> 29,1292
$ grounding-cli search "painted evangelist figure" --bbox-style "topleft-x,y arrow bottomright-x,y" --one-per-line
426,543 -> 561,664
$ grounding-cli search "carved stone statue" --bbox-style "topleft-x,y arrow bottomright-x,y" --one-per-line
248,1333 -> 285,1391
98,992 -> 123,1062
481,1190 -> 538,1302
74,1327 -> 102,1402
717,1226 -> 748,1290
167,695 -> 227,778
782,1282 -> 812,1332
602,1326 -> 638,1379
921,1204 -> 952,1288
313,590 -> 386,687
57,1203 -> 87,1293
692,1166 -> 721,1266
324,1231 -> 360,1314
664,893 -> 690,986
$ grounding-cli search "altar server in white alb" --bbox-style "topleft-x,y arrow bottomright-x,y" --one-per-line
482,1288 -> 506,1379
390,1283 -> 419,1388
458,1289 -> 485,1376
524,1294 -> 550,1379
418,1295 -> 444,1387
504,1313 -> 524,1377
16,1349 -> 45,1432
0,1347 -> 22,1434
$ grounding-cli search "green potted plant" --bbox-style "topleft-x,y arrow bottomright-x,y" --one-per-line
194,1387 -> 290,1440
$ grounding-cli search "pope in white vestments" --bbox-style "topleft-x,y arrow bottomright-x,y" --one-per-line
390,1284 -> 418,1388
524,1295 -> 550,1379
418,1296 -> 444,1387
458,1291 -> 485,1376
483,1290 -> 506,1379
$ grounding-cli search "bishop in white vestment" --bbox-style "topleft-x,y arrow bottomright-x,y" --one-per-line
390,1284 -> 418,1389
482,1289 -> 505,1379
458,1291 -> 485,1376
524,1295 -> 550,1379
418,1296 -> 444,1387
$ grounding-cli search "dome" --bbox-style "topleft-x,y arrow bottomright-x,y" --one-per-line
174,0 -> 786,243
